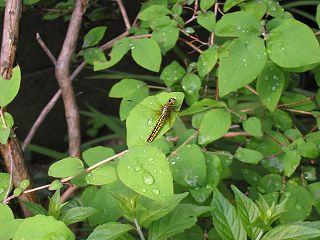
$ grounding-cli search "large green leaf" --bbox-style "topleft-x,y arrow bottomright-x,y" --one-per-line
137,193 -> 188,227
198,108 -> 231,145
231,186 -> 262,239
82,146 -> 115,166
261,224 -> 320,240
87,222 -> 134,240
215,12 -> 261,37
0,65 -> 21,107
138,5 -> 171,21
211,188 -> 247,240
148,204 -> 211,240
243,117 -> 263,137
197,11 -> 216,32
126,92 -> 184,147
152,26 -> 179,52
235,148 -> 263,164
0,203 -> 14,225
267,19 -> 320,68
83,26 -> 107,48
117,146 -> 173,201
85,165 -> 117,185
257,61 -> 285,111
160,61 -> 186,87
48,157 -> 84,178
13,215 -> 75,240
218,36 -> 266,96
200,0 -> 216,11
131,38 -> 162,72
60,207 -> 99,225
197,47 -> 218,77
168,144 -> 206,188
280,184 -> 313,223
282,148 -> 301,177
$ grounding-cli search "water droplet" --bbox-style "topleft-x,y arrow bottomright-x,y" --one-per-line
134,163 -> 142,172
0,188 -> 4,194
296,204 -> 302,210
152,189 -> 160,195
159,170 -> 163,174
272,75 -> 278,80
171,161 -> 176,165
271,86 -> 276,91
148,158 -> 154,162
153,169 -> 157,173
281,46 -> 285,51
267,98 -> 271,102
143,174 -> 155,185
87,173 -> 92,177
142,188 -> 147,193
147,118 -> 153,125
127,165 -> 132,169
237,26 -> 242,30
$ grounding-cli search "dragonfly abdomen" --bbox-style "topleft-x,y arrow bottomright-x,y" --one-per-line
146,98 -> 176,143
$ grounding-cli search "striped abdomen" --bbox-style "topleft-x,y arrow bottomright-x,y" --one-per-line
146,98 -> 176,142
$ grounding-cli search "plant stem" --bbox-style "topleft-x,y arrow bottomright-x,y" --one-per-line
134,218 -> 145,240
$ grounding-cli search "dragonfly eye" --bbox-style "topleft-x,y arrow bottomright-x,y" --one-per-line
168,98 -> 176,105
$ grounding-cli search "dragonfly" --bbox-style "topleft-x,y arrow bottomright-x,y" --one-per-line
125,92 -> 185,148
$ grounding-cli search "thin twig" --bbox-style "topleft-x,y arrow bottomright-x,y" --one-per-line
245,85 -> 258,95
116,0 -> 131,30
283,108 -> 313,115
179,38 -> 203,53
169,131 -> 198,157
36,33 -> 57,65
223,132 -> 250,138
277,96 -> 314,108
22,31 -> 130,151
4,150 -> 127,203
134,218 -> 146,240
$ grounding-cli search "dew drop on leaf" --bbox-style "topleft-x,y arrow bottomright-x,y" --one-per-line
152,189 -> 160,195
134,163 -> 143,172
143,174 -> 155,185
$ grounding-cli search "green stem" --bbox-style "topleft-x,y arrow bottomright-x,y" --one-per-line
288,8 -> 316,22
282,1 -> 320,8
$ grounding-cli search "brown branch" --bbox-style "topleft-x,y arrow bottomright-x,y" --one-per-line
0,0 -> 22,79
54,0 -> 88,157
22,31 -> 130,151
36,33 -> 57,65
116,0 -> 131,30
283,108 -> 313,115
4,150 -> 127,203
179,38 -> 203,53
223,132 -> 250,137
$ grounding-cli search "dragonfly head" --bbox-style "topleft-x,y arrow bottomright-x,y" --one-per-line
168,97 -> 176,106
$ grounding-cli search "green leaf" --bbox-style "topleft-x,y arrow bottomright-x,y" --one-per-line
19,179 -> 30,190
235,148 -> 263,164
308,182 -> 320,214
48,157 -> 84,178
282,148 -> 301,177
256,61 -> 285,111
215,12 -> 261,37
0,219 -> 23,240
211,188 -> 247,240
0,65 -> 21,107
242,169 -> 261,186
109,79 -> 148,99
297,141 -> 319,159
126,92 -> 184,147
281,93 -> 315,111
168,144 -> 206,188
0,173 -> 10,202
0,112 -> 14,129
197,11 -> 216,32
60,207 -> 99,225
257,174 -> 282,193
200,0 -> 215,11
83,47 -> 106,65
198,108 -> 231,145
87,222 -> 134,240
231,185 -> 262,239
180,98 -> 226,116
23,0 -> 41,5
131,38 -> 162,72
86,165 -> 117,185
117,146 -> 173,201
205,153 -> 222,187
13,188 -> 22,197
83,26 -> 107,48
0,128 -> 10,144
152,26 -> 179,52
243,117 -> 263,137
82,185 -> 122,225
267,19 -> 320,68
267,109 -> 292,131
94,37 -> 132,71
261,224 -> 320,240
240,0 -> 267,20
83,146 -> 115,166
49,180 -> 63,190
160,61 -> 186,87
48,190 -> 62,219
22,201 -> 48,216
280,184 -> 313,223
223,0 -> 246,12
13,215 -> 75,240
0,203 -> 14,225
197,47 -> 218,77
138,5 -> 171,21
218,36 -> 266,96
137,193 -> 188,227
149,204 -> 210,240
181,73 -> 201,105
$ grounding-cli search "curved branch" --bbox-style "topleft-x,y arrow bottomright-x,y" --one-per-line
55,0 -> 88,157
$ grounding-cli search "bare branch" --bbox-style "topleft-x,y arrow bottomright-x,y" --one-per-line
116,0 -> 131,30
55,0 -> 88,157
22,31 -> 130,151
0,0 -> 22,79
36,33 -> 57,65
